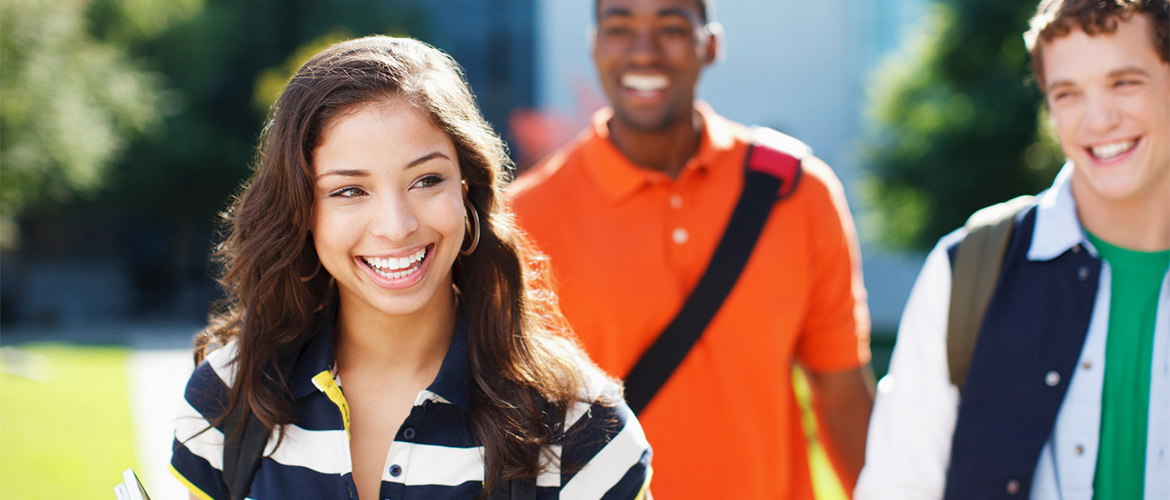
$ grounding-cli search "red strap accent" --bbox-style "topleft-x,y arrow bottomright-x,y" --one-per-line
747,144 -> 801,198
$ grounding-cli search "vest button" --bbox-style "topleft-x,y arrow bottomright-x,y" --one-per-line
1078,266 -> 1090,281
1045,371 -> 1061,386
670,193 -> 683,209
1006,479 -> 1020,494
672,227 -> 689,245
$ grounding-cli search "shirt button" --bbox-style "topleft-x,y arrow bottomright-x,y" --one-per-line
672,227 -> 689,245
1078,266 -> 1091,280
1006,479 -> 1021,494
389,464 -> 402,477
669,194 -> 683,209
1045,371 -> 1061,387
1082,361 -> 1092,370
402,427 -> 416,440
1075,444 -> 1084,455
1072,244 -> 1082,253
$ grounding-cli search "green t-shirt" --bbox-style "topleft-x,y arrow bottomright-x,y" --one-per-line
1087,231 -> 1169,500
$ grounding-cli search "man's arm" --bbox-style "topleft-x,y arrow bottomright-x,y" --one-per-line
806,365 -> 875,493
853,238 -> 962,500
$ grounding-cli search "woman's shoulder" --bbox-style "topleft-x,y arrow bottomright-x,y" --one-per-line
180,341 -> 240,417
555,360 -> 653,497
561,361 -> 639,439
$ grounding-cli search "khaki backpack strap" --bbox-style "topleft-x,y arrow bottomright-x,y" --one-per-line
947,195 -> 1034,390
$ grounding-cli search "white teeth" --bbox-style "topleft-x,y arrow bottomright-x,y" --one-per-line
622,74 -> 668,92
1090,140 -> 1136,160
363,248 -> 427,278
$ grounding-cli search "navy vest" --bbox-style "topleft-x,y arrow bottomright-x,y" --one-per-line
943,206 -> 1101,499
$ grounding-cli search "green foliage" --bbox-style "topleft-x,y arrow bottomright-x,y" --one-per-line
86,0 -> 427,248
862,0 -> 1064,252
0,0 -> 197,249
253,29 -> 355,115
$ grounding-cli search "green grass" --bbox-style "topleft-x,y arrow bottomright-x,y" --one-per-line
1,343 -> 137,500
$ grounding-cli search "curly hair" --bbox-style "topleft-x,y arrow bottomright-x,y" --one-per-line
1025,0 -> 1169,92
195,35 -> 604,494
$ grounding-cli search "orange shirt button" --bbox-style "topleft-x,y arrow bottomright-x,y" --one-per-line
672,227 -> 689,245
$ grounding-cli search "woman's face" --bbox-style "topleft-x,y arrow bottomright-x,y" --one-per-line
310,98 -> 466,321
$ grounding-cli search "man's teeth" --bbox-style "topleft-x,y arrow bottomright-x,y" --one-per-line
622,74 -> 668,92
364,248 -> 426,278
1091,140 -> 1136,160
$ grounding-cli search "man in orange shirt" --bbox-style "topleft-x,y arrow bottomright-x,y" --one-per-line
509,0 -> 875,497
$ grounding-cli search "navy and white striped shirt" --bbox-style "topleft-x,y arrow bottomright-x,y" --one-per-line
170,315 -> 652,499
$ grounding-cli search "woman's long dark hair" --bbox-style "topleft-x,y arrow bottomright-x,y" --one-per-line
195,35 -> 600,494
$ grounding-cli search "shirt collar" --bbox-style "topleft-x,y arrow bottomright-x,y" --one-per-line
1029,162 -> 1094,261
423,317 -> 472,410
290,304 -> 473,411
583,102 -> 737,202
291,302 -> 339,398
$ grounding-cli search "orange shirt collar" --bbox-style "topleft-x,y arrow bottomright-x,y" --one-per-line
583,102 -> 736,202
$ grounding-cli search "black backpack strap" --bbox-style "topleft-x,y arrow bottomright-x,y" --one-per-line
222,404 -> 270,500
488,477 -> 537,500
221,343 -> 305,500
947,195 -> 1033,390
623,128 -> 806,415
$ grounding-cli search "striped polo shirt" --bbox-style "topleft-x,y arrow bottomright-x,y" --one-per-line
170,312 -> 652,499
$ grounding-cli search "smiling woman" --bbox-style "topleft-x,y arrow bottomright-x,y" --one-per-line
169,36 -> 652,500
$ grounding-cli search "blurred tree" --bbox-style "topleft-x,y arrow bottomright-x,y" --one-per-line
861,0 -> 1065,252
6,0 -> 425,320
0,0 -> 200,249
53,0 -> 423,315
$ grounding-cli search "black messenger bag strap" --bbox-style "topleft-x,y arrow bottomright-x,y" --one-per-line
623,129 -> 805,415
223,405 -> 270,500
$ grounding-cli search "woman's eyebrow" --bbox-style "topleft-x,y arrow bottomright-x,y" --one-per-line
405,151 -> 451,170
316,168 -> 369,180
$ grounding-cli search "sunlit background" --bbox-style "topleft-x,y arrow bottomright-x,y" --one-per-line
1,0 -> 1063,498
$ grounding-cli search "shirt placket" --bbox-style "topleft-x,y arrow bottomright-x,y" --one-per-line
381,393 -> 438,500
663,164 -> 708,292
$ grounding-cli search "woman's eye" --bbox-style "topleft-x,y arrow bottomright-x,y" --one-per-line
329,186 -> 366,198
413,174 -> 445,189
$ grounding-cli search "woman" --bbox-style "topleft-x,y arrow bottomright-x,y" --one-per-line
171,35 -> 651,500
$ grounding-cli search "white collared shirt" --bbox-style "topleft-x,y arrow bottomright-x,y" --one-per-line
855,164 -> 1170,500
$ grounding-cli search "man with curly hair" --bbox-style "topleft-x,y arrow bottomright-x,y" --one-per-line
857,0 -> 1170,498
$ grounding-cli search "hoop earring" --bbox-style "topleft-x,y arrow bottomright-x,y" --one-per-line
460,202 -> 481,256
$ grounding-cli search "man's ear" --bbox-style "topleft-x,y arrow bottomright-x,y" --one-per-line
703,21 -> 724,66
588,26 -> 599,60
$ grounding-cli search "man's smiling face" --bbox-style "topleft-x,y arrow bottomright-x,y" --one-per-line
592,0 -> 716,133
1042,13 -> 1170,207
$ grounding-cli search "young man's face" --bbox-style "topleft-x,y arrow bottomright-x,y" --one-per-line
1041,14 -> 1170,207
592,0 -> 715,133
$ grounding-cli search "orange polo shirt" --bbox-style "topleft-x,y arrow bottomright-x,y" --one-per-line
509,105 -> 870,499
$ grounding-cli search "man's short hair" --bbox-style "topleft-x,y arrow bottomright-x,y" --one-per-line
1024,0 -> 1169,92
594,0 -> 714,25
